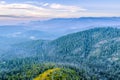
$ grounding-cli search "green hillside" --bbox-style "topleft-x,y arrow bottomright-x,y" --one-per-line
1,27 -> 120,80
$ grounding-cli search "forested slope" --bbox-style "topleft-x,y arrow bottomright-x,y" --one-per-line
1,27 -> 120,80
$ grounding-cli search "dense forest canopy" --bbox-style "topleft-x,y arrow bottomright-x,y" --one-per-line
0,27 -> 120,80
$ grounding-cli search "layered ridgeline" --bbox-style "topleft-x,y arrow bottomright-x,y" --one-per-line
0,27 -> 120,80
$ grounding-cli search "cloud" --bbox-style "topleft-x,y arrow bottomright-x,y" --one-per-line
0,0 -> 6,4
0,1 -> 87,21
0,15 -> 33,18
48,3 -> 86,12
42,3 -> 49,6
0,1 -> 119,22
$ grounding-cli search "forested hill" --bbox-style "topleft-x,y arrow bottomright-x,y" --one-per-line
49,27 -> 120,59
1,27 -> 120,79
46,27 -> 120,79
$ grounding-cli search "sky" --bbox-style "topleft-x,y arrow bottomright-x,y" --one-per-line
0,0 -> 120,24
